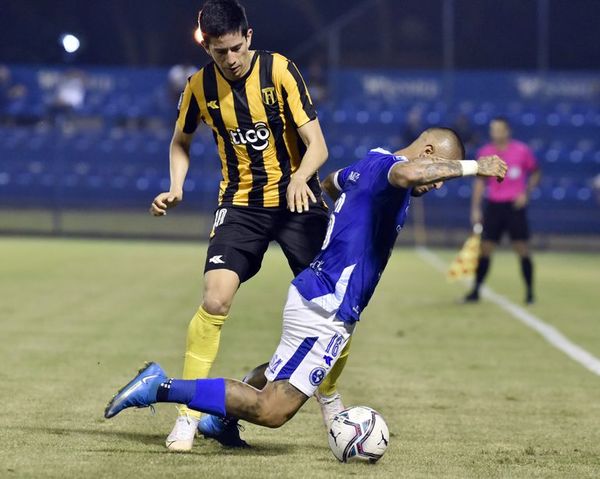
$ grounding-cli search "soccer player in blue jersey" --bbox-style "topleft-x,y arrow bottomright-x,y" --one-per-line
105,128 -> 507,431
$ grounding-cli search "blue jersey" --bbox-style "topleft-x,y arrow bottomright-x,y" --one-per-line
292,148 -> 412,323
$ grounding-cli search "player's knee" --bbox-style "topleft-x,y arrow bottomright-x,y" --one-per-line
202,294 -> 232,316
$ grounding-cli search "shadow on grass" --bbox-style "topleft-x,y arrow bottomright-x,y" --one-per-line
16,425 -> 298,457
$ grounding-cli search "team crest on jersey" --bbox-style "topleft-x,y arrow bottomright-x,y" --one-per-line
309,367 -> 326,386
261,87 -> 276,105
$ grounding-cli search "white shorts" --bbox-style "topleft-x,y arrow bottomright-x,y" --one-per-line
264,285 -> 355,397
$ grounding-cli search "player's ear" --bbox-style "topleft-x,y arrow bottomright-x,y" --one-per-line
200,40 -> 210,55
245,28 -> 253,48
424,144 -> 434,155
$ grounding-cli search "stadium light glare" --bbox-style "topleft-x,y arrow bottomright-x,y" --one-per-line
61,34 -> 80,54
193,27 -> 204,44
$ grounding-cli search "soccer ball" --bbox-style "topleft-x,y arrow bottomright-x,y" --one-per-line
327,406 -> 389,463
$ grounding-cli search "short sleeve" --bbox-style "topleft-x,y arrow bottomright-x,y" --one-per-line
523,145 -> 538,172
334,167 -> 352,190
280,60 -> 317,128
175,80 -> 201,134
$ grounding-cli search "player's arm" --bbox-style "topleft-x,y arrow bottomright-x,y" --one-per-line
411,182 -> 443,197
150,127 -> 193,216
389,155 -> 507,188
279,58 -> 327,213
150,80 -> 201,217
514,166 -> 542,209
288,119 -> 328,212
321,170 -> 342,201
514,147 -> 542,209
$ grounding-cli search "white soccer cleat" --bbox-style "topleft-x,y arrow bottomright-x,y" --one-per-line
315,391 -> 345,427
165,414 -> 199,452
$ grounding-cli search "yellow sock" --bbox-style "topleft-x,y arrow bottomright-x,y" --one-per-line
178,306 -> 228,419
318,337 -> 352,397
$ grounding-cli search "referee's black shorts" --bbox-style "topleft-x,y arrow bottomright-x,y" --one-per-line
482,200 -> 530,243
204,204 -> 329,283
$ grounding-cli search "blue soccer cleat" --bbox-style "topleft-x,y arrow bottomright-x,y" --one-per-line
198,414 -> 248,448
104,362 -> 167,419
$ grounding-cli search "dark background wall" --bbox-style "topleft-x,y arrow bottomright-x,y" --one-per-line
1,0 -> 599,69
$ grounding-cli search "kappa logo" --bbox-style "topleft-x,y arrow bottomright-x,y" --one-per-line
209,255 -> 225,264
261,87 -> 276,105
348,171 -> 360,182
207,100 -> 219,109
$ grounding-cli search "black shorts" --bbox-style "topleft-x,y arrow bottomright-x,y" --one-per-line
482,201 -> 530,243
204,205 -> 329,283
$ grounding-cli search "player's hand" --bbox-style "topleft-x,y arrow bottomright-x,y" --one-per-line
287,174 -> 317,213
411,182 -> 443,197
471,208 -> 482,226
477,155 -> 507,183
150,190 -> 183,216
513,192 -> 528,209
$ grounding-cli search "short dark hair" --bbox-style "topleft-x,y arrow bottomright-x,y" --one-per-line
426,127 -> 466,161
198,0 -> 249,42
491,116 -> 511,129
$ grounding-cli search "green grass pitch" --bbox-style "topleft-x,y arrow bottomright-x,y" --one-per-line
1,237 -> 599,478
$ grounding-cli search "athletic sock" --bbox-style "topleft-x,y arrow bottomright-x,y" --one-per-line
474,256 -> 491,292
157,379 -> 196,404
179,306 -> 228,419
157,378 -> 227,417
520,256 -> 534,295
318,337 -> 352,397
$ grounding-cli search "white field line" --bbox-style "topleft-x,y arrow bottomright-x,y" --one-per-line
416,247 -> 600,377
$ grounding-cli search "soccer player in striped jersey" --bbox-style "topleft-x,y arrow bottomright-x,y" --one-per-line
147,0 -> 348,451
105,129 -> 508,442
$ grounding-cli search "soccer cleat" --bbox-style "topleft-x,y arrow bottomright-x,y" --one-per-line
463,289 -> 480,303
315,391 -> 345,427
104,362 -> 166,419
525,292 -> 535,305
165,414 -> 199,452
198,414 -> 248,448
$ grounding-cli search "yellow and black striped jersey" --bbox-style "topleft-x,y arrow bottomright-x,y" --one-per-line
176,50 -> 322,208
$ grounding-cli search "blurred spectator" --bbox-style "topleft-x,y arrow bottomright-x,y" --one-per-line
451,113 -> 480,154
0,64 -> 28,124
168,63 -> 197,102
49,69 -> 86,127
403,106 -> 424,144
307,57 -> 328,104
593,174 -> 600,205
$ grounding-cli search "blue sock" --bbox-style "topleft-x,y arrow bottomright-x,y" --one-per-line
156,378 -> 227,417
188,378 -> 227,417
156,379 -> 196,404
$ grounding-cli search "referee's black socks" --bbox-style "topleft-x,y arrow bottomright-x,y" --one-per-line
475,256 -> 491,292
520,256 -> 534,302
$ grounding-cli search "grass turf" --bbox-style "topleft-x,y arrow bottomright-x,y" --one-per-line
1,237 -> 599,478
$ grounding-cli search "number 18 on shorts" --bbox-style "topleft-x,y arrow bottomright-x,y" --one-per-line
264,285 -> 355,397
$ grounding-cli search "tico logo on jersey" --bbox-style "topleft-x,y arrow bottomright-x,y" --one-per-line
229,122 -> 271,151
261,87 -> 276,105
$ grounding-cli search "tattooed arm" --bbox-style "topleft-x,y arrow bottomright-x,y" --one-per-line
389,155 -> 507,189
